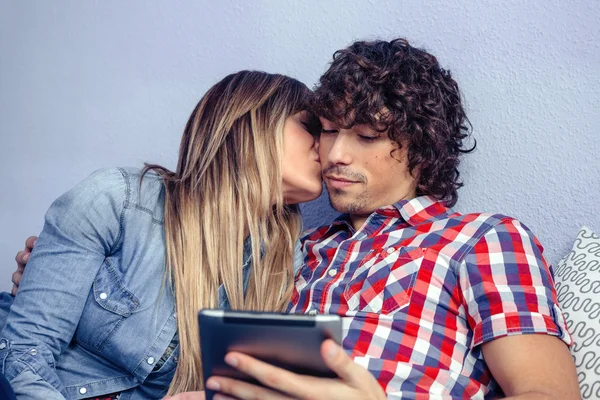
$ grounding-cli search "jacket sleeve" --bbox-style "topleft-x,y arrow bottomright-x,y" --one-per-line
0,168 -> 128,398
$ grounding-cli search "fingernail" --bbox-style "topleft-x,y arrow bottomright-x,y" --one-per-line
206,378 -> 220,390
326,342 -> 338,360
224,354 -> 238,367
32,240 -> 37,247
23,254 -> 30,262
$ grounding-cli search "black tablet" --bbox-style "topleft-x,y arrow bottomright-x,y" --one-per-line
198,309 -> 342,398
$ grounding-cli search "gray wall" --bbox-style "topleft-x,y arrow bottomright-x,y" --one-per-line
1,0 -> 599,292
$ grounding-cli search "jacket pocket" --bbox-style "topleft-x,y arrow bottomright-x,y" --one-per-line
343,247 -> 424,315
74,259 -> 140,351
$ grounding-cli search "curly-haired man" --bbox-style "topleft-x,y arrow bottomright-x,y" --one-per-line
10,39 -> 581,399
205,39 -> 580,399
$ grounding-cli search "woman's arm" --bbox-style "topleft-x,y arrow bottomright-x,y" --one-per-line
0,168 -> 128,398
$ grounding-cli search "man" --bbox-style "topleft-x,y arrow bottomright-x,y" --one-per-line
13,39 -> 580,399
200,38 -> 581,399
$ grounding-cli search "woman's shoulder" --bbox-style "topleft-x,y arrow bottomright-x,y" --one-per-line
118,167 -> 166,224
63,167 -> 165,219
59,167 -> 130,208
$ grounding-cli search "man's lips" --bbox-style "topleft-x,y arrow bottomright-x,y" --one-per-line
325,175 -> 359,188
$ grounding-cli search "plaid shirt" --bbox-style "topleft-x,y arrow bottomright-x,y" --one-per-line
289,196 -> 571,399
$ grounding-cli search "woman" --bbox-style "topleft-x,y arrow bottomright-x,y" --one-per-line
0,70 -> 323,399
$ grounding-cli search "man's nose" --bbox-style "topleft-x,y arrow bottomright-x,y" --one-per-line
326,131 -> 353,165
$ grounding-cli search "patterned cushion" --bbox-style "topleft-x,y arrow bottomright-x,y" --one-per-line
554,226 -> 600,399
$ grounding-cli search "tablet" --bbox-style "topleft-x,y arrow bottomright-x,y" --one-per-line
198,309 -> 342,396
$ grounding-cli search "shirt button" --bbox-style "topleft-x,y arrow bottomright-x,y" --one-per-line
328,269 -> 337,277
147,357 -> 155,365
79,387 -> 87,395
308,309 -> 318,316
386,247 -> 395,254
99,292 -> 108,300
30,349 -> 38,356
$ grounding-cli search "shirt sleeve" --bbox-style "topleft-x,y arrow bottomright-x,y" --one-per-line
0,168 -> 128,398
458,217 -> 572,348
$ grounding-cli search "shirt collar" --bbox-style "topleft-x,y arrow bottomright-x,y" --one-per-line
387,195 -> 451,226
325,195 -> 451,234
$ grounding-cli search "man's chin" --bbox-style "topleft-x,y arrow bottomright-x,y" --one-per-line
328,194 -> 364,214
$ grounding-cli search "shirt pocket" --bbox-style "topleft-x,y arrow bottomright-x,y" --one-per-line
343,247 -> 424,315
287,259 -> 322,312
75,259 -> 140,351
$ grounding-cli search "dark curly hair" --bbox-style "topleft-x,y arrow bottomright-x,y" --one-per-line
313,38 -> 475,207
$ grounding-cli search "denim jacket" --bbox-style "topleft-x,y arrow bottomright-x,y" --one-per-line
0,167 -> 302,399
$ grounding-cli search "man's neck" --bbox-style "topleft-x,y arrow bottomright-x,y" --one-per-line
349,214 -> 370,232
347,192 -> 418,231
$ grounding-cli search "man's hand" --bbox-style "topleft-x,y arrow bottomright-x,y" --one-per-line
206,339 -> 387,400
12,236 -> 37,296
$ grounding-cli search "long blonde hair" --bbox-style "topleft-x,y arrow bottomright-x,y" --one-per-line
144,71 -> 313,394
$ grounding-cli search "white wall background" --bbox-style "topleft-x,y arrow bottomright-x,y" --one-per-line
1,0 -> 599,292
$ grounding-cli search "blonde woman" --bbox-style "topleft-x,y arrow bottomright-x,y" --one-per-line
0,71 -> 323,399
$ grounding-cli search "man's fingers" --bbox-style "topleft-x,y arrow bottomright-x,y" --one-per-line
15,250 -> 31,266
208,377 -> 294,400
11,270 -> 22,286
321,340 -> 371,386
12,246 -> 31,297
221,352 -> 354,399
320,340 -> 387,398
224,352 -> 307,396
25,236 -> 37,250
15,251 -> 30,266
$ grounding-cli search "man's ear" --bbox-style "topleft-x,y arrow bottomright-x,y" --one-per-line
389,141 -> 408,164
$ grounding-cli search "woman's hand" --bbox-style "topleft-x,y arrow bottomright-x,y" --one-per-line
163,391 -> 205,400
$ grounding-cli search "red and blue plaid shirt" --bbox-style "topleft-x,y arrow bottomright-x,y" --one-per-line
290,196 -> 571,399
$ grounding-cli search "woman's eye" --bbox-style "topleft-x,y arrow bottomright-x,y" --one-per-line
301,120 -> 322,137
321,129 -> 338,135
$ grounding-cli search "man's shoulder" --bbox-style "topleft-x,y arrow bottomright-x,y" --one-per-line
440,211 -> 543,257
411,211 -> 541,258
440,211 -> 525,233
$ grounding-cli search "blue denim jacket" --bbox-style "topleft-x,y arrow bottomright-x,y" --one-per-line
0,167 -> 302,399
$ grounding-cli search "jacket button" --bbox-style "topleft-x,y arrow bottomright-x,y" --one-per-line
30,349 -> 37,356
79,387 -> 87,395
99,292 -> 108,300
0,342 -> 7,350
147,357 -> 155,365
